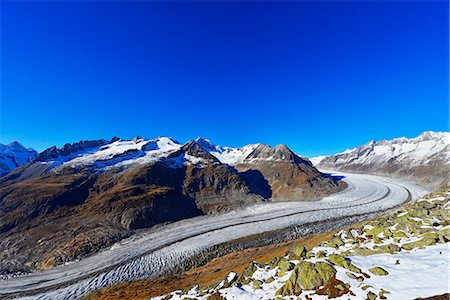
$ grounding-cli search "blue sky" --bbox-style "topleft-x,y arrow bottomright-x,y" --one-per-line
1,1 -> 448,157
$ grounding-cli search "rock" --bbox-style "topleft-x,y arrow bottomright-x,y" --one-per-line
288,245 -> 307,260
314,261 -> 337,282
346,272 -> 357,280
316,250 -> 327,258
242,262 -> 258,277
223,272 -> 238,288
315,276 -> 351,298
296,261 -> 323,290
368,266 -> 389,276
365,226 -> 383,236
266,276 -> 275,283
275,276 -> 301,296
402,237 -> 437,250
277,258 -> 294,276
275,261 -> 332,295
393,230 -> 408,239
378,243 -> 401,254
329,236 -> 345,248
252,279 -> 263,290
367,291 -> 377,300
327,254 -> 362,273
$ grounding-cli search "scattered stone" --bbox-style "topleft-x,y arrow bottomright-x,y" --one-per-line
368,266 -> 389,276
241,262 -> 258,278
367,291 -> 377,300
296,261 -> 323,290
266,276 -> 275,284
275,276 -> 301,296
346,272 -> 357,280
327,254 -> 362,273
288,245 -> 307,260
316,250 -> 327,258
252,279 -> 263,290
316,276 -> 351,298
361,285 -> 373,290
314,261 -> 337,283
276,258 -> 294,276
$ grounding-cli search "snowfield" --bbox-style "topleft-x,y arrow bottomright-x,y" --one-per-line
0,171 -> 430,300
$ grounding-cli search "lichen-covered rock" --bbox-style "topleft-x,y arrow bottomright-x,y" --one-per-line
393,230 -> 408,239
316,250 -> 327,258
327,254 -> 362,273
314,261 -> 336,282
377,243 -> 401,254
252,279 -> 263,290
295,262 -> 324,290
368,266 -> 389,276
367,291 -> 378,300
329,236 -> 344,248
275,261 -> 332,295
275,276 -> 301,296
277,258 -> 294,276
402,237 -> 437,250
266,276 -> 275,283
365,226 -> 384,236
288,245 -> 307,260
241,261 -> 258,277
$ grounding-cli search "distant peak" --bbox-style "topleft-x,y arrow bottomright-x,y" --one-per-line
194,137 -> 217,152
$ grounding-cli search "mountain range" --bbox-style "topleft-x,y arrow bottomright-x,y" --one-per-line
314,131 -> 449,188
0,137 -> 343,275
0,131 -> 447,275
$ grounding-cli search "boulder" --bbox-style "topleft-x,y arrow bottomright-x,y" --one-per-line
277,258 -> 294,276
241,262 -> 259,277
314,261 -> 337,282
367,291 -> 377,300
327,254 -> 362,273
275,276 -> 301,296
252,279 -> 263,290
296,262 -> 323,290
288,245 -> 307,260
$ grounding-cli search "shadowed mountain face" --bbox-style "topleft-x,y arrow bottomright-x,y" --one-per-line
0,137 -> 344,274
316,131 -> 449,188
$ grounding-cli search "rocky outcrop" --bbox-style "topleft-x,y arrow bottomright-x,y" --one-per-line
36,139 -> 111,161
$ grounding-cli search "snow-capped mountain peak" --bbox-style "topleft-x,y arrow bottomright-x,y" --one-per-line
316,131 -> 449,187
0,141 -> 38,176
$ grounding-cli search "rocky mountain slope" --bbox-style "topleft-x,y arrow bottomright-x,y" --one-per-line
315,131 -> 449,188
0,141 -> 37,176
0,136 -> 344,275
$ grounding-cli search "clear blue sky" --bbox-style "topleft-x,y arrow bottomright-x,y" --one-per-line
1,1 -> 448,157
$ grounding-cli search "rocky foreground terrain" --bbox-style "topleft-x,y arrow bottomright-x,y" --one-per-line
315,131 -> 449,188
90,188 -> 449,300
0,136 -> 344,275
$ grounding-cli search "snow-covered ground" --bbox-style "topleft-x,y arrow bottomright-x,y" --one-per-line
0,171 -> 430,300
